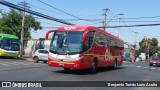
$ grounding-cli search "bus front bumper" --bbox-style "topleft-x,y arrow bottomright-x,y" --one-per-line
48,58 -> 82,69
0,51 -> 19,58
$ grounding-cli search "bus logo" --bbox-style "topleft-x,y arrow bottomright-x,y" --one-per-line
64,26 -> 76,30
2,82 -> 11,87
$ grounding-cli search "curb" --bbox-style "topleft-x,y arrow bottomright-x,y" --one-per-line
18,57 -> 33,62
23,58 -> 33,62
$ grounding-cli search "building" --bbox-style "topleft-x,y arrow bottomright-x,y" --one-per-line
23,38 -> 51,57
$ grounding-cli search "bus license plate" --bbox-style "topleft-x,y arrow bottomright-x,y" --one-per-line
59,63 -> 64,66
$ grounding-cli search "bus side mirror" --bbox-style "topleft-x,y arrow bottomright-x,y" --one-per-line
45,30 -> 55,40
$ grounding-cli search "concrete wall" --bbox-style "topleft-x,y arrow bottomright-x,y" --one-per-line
23,39 -> 51,57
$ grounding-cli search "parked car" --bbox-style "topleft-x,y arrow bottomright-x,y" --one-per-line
32,49 -> 48,63
149,57 -> 160,66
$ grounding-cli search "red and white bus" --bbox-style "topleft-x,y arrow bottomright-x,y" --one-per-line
45,25 -> 124,73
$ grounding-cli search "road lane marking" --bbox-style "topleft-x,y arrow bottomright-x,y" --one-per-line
8,62 -> 32,65
123,64 -> 160,71
0,62 -> 44,66
0,63 -> 8,66
0,62 -> 26,65
143,67 -> 148,68
123,65 -> 128,66
150,67 -> 156,69
130,65 -> 134,66
136,66 -> 142,68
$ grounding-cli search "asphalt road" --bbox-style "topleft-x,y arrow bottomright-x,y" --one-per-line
0,58 -> 160,90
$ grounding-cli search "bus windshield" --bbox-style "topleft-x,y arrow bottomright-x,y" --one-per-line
1,38 -> 20,51
50,31 -> 83,54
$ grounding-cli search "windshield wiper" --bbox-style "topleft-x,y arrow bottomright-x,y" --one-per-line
54,47 -> 60,54
65,46 -> 71,54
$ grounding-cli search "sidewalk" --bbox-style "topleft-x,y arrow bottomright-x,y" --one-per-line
19,55 -> 33,61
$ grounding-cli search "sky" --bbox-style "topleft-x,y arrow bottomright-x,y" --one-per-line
1,0 -> 160,46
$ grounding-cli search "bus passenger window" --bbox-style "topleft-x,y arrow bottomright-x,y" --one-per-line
83,31 -> 95,52
95,32 -> 106,46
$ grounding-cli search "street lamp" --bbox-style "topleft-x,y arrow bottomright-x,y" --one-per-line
117,13 -> 124,37
106,13 -> 124,25
105,13 -> 124,36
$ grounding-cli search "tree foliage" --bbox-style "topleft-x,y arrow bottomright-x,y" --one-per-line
0,9 -> 42,39
138,37 -> 160,57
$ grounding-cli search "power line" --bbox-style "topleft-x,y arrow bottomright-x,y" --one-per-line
37,0 -> 92,22
27,3 -> 62,15
120,32 -> 133,45
98,23 -> 160,28
27,17 -> 160,22
122,20 -> 160,37
121,16 -> 160,20
86,21 -> 102,26
114,20 -> 160,22
0,0 -> 73,25
107,28 -> 134,47
13,0 -> 65,15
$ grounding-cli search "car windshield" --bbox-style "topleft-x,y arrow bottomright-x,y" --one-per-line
1,38 -> 20,51
152,58 -> 160,60
50,31 -> 83,54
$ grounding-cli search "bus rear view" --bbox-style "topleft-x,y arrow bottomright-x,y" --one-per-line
46,25 -> 124,73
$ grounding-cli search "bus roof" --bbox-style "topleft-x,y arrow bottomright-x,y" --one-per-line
56,25 -> 123,42
0,33 -> 19,39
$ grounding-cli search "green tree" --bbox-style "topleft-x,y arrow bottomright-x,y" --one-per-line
0,9 -> 42,39
138,37 -> 160,57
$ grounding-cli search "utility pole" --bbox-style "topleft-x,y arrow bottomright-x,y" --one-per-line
20,0 -> 26,57
133,31 -> 138,62
117,14 -> 124,37
144,37 -> 149,61
144,36 -> 147,61
102,8 -> 109,30
147,39 -> 150,61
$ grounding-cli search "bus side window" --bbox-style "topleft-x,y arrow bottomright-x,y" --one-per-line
95,32 -> 106,46
83,31 -> 95,52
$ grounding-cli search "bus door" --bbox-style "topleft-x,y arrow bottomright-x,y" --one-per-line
83,31 -> 95,68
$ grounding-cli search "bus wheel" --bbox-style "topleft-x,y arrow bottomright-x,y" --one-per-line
33,57 -> 39,63
113,60 -> 117,68
43,61 -> 47,63
110,60 -> 117,69
64,68 -> 70,72
90,60 -> 97,74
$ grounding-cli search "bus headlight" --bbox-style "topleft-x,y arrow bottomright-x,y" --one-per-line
61,56 -> 84,61
48,52 -> 83,61
71,56 -> 84,60
49,54 -> 83,61
48,55 -> 60,61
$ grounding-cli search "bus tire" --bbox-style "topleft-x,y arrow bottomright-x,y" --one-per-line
110,59 -> 117,69
64,68 -> 70,72
33,57 -> 39,63
113,60 -> 117,68
90,60 -> 97,74
43,61 -> 47,63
